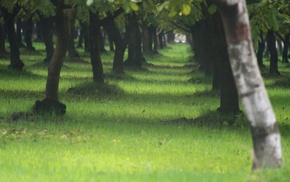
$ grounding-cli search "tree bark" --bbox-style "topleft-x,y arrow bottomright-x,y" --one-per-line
267,30 -> 280,75
216,0 -> 282,169
1,6 -> 24,70
142,22 -> 152,56
89,10 -> 104,83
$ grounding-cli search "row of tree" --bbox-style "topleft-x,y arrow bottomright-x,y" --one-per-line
1,0 -> 288,169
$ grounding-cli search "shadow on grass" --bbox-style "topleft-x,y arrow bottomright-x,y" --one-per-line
0,67 -> 45,79
160,111 -> 249,129
67,82 -> 124,96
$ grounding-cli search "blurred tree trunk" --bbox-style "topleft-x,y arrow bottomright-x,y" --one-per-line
1,5 -> 24,70
23,16 -> 35,51
67,7 -> 79,60
256,36 -> 265,67
216,0 -> 282,169
281,33 -> 289,63
142,22 -> 152,56
39,15 -> 55,63
267,30 -> 280,75
102,12 -> 127,74
89,10 -> 104,83
0,24 -> 7,56
124,12 -> 144,68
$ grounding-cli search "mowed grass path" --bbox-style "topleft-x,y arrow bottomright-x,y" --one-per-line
0,43 -> 290,181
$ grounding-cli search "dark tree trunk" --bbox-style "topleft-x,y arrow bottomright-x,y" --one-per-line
142,22 -> 152,56
33,0 -> 69,115
1,6 -> 24,70
16,19 -> 25,48
89,11 -> 104,83
152,26 -> 159,54
167,31 -> 175,43
0,24 -> 7,56
39,16 -> 55,63
282,33 -> 289,63
35,21 -> 43,42
102,12 -> 127,74
77,21 -> 89,52
23,17 -> 35,51
158,30 -> 164,49
99,30 -> 107,53
124,12 -> 144,68
267,30 -> 280,75
257,36 -> 265,67
108,36 -> 115,51
67,7 -> 79,60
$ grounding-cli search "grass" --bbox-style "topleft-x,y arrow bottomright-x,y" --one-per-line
0,43 -> 290,181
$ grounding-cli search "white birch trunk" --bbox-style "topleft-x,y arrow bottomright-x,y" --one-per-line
214,0 -> 282,169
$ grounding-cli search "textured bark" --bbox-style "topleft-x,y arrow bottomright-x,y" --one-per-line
267,30 -> 280,74
89,11 -> 104,83
216,0 -> 282,169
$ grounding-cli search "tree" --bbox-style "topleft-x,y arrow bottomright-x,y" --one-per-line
0,3 -> 24,70
214,0 -> 282,169
33,0 -> 69,114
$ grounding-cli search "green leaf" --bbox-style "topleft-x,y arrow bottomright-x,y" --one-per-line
182,4 -> 191,16
208,4 -> 217,15
130,2 -> 139,11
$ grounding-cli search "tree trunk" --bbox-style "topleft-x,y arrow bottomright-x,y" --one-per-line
257,37 -> 265,67
158,30 -> 164,49
23,17 -> 35,51
151,26 -> 159,54
89,10 -> 104,83
216,0 -> 282,169
0,23 -> 7,56
67,7 -> 79,60
39,16 -> 55,63
102,12 -> 127,74
282,33 -> 289,63
142,22 -> 152,56
77,21 -> 89,52
33,0 -> 69,115
267,30 -> 280,75
167,31 -> 175,43
1,6 -> 24,70
124,12 -> 144,68
16,19 -> 25,48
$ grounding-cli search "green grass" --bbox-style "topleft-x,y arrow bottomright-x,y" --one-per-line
0,43 -> 290,181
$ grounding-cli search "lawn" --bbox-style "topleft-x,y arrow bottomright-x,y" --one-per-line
0,43 -> 289,181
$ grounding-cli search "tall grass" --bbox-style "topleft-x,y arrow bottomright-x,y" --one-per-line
0,43 -> 289,181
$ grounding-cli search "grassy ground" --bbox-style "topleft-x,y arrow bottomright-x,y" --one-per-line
0,43 -> 290,181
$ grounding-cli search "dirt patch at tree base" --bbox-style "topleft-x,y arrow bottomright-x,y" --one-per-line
33,99 -> 66,115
